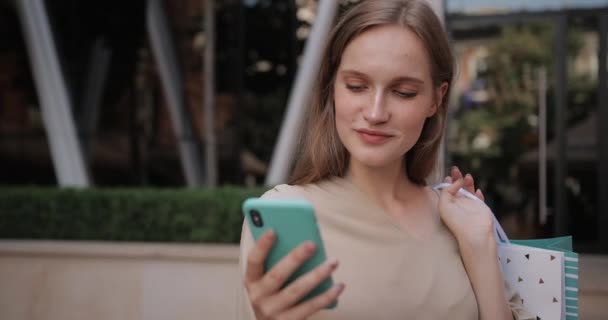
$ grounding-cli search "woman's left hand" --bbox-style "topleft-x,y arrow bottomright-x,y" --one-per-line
438,167 -> 495,250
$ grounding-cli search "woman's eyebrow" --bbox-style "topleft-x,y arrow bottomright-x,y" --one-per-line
391,76 -> 425,85
339,69 -> 424,85
339,69 -> 369,79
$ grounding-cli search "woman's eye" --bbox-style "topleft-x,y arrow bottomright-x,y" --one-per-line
393,90 -> 417,98
346,84 -> 366,92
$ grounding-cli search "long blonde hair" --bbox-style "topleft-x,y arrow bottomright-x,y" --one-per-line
289,0 -> 454,185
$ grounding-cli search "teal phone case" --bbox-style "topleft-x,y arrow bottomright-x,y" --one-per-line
242,198 -> 336,308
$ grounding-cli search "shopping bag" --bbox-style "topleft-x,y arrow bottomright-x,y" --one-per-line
433,183 -> 579,320
499,237 -> 579,320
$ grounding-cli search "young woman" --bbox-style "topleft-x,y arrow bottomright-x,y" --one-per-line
238,1 -> 534,319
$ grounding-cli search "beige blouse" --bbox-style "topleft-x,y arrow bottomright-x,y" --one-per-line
237,176 -> 534,319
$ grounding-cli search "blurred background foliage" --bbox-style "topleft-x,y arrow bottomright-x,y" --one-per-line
451,22 -> 590,173
448,17 -> 600,243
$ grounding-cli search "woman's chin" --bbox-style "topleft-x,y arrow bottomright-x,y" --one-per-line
350,152 -> 402,169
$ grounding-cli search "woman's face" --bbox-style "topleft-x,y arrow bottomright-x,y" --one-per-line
333,24 -> 447,171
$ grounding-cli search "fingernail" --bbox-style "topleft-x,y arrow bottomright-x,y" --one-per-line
266,230 -> 275,239
327,258 -> 339,268
305,241 -> 316,252
466,173 -> 472,179
334,283 -> 345,293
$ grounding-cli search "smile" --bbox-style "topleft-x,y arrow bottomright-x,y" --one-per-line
355,129 -> 394,145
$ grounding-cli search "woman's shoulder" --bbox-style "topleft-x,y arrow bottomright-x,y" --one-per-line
260,184 -> 310,200
263,180 -> 437,204
261,176 -> 351,200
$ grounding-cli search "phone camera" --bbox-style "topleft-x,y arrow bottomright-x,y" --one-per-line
250,210 -> 264,227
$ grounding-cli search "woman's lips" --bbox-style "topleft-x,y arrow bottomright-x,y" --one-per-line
355,129 -> 393,144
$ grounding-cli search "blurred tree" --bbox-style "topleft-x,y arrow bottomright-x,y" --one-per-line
449,22 -> 596,222
451,23 -> 589,173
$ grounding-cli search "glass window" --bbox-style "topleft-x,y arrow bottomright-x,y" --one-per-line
448,0 -> 608,15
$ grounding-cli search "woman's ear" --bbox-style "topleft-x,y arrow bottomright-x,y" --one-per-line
429,82 -> 449,117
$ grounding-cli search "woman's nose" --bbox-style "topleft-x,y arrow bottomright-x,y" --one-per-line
363,92 -> 390,124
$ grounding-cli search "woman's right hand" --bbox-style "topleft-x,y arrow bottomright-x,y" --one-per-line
244,230 -> 345,320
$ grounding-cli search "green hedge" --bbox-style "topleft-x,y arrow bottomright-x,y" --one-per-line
0,186 -> 266,243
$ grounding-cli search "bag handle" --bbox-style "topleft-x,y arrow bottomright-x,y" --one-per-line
433,182 -> 510,244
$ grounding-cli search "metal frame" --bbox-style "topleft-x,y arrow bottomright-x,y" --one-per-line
598,14 -> 608,249
147,0 -> 204,187
447,8 -> 608,29
203,0 -> 218,187
553,14 -> 568,236
538,68 -> 548,225
15,0 -> 90,187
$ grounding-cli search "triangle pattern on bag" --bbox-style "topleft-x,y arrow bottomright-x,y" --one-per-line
525,254 -> 530,260
539,278 -> 544,284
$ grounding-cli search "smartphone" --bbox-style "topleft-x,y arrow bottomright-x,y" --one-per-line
242,197 -> 336,308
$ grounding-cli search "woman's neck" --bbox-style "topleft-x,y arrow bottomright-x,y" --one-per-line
345,158 -> 418,209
